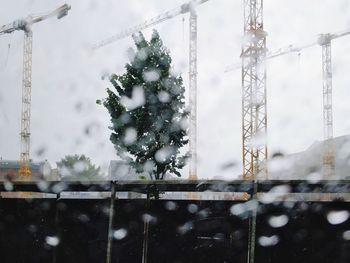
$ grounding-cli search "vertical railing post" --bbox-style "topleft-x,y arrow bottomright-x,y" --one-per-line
106,181 -> 116,263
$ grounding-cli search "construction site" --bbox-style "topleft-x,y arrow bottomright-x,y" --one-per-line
0,0 -> 350,262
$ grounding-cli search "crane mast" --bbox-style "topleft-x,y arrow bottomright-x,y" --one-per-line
241,0 -> 268,181
188,8 -> 198,180
19,30 -> 33,176
319,34 -> 335,177
0,4 -> 70,178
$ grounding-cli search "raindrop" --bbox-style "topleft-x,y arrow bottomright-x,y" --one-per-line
158,91 -> 170,103
299,202 -> 309,211
124,127 -> 137,145
78,214 -> 90,223
84,122 -> 100,137
120,86 -> 145,110
187,203 -> 198,214
197,208 -> 210,218
270,185 -> 291,194
52,182 -> 67,193
142,213 -> 157,224
258,235 -> 279,247
169,67 -> 180,77
306,172 -> 322,183
267,156 -> 292,173
143,69 -> 160,82
231,230 -> 244,240
45,236 -> 60,247
4,181 -> 13,191
35,146 -> 46,157
268,214 -> 289,228
179,117 -> 189,130
133,32 -> 144,44
245,200 -> 258,211
37,180 -> 49,192
28,224 -> 37,233
177,221 -> 193,235
127,47 -> 136,62
155,146 -> 174,163
342,230 -> 350,240
248,131 -> 266,148
170,84 -> 181,95
136,47 -> 148,60
143,160 -> 155,174
230,203 -> 246,216
220,161 -> 236,171
260,185 -> 291,204
165,201 -> 177,211
101,70 -> 110,80
327,210 -> 349,225
73,161 -> 88,173
113,228 -> 128,240
75,101 -> 83,112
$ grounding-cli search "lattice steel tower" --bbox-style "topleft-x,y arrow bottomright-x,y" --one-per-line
19,30 -> 33,176
188,7 -> 198,180
319,34 -> 335,178
241,0 -> 267,180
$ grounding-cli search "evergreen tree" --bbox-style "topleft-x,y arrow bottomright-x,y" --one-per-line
100,30 -> 189,180
57,154 -> 101,180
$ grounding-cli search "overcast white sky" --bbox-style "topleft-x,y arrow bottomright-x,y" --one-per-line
1,0 -> 350,179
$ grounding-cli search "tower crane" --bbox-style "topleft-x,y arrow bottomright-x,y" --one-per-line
241,0 -> 268,181
92,0 -> 211,180
227,27 -> 350,178
0,4 -> 70,178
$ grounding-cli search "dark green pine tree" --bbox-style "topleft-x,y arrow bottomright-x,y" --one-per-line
101,30 -> 189,180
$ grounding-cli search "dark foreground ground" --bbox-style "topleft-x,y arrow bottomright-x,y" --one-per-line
0,198 -> 349,263
0,180 -> 349,263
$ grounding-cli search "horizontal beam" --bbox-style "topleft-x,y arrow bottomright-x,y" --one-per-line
0,180 -> 349,194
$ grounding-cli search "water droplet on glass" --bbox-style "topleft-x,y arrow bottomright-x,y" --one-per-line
230,203 -> 246,216
258,235 -> 279,247
143,69 -> 160,82
155,146 -> 174,163
306,172 -> 322,183
37,180 -> 49,192
120,86 -> 145,110
113,228 -> 128,240
165,201 -> 177,211
187,203 -> 198,214
4,181 -> 13,191
28,224 -> 37,233
327,210 -> 349,225
158,91 -> 170,103
177,221 -> 193,235
142,213 -> 157,224
73,161 -> 88,173
35,146 -> 46,157
78,214 -> 90,223
123,127 -> 137,145
45,236 -> 60,247
342,230 -> 350,240
268,214 -> 289,228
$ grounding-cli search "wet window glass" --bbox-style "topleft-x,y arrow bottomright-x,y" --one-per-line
0,1 -> 349,262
